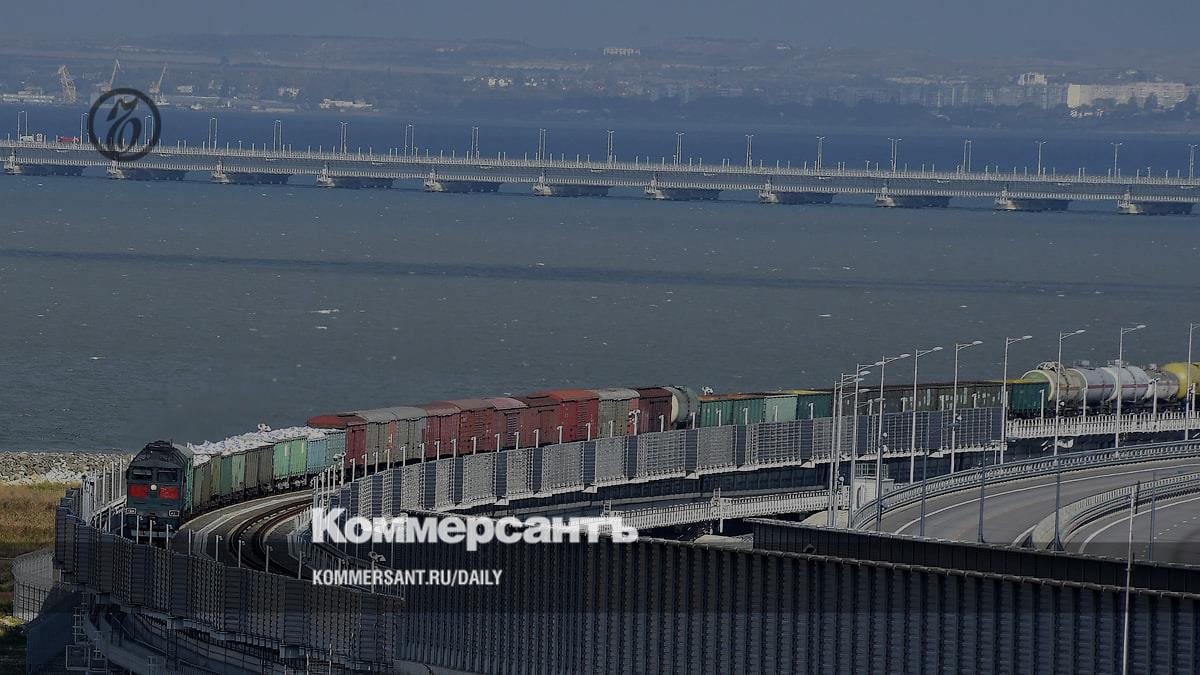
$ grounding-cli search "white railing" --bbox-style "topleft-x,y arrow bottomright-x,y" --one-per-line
1007,412 -> 1200,439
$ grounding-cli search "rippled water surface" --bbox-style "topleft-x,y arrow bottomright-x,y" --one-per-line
1,172 -> 1197,450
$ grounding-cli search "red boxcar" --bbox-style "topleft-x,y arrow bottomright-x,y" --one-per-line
488,398 -> 527,451
448,399 -> 497,454
418,402 -> 461,459
515,396 -> 560,448
527,389 -> 600,443
307,412 -> 367,469
634,387 -> 675,434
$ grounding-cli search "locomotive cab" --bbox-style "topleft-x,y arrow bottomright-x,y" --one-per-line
124,440 -> 193,539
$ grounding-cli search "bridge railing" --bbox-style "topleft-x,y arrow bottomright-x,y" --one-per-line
1027,471 -> 1200,549
1007,412 -> 1199,439
601,487 -> 845,532
849,439 -> 1200,530
7,139 -> 1200,189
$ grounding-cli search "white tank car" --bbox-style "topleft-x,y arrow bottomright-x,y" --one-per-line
1022,362 -> 1180,407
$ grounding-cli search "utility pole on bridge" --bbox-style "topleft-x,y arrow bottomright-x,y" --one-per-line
1189,144 -> 1196,180
745,134 -> 754,168
606,130 -> 614,165
815,136 -> 824,171
1036,140 -> 1046,176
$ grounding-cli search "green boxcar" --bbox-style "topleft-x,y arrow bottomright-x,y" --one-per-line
1007,380 -> 1050,417
218,454 -> 234,499
287,439 -> 307,476
759,394 -> 798,423
272,442 -> 289,481
231,453 -> 246,495
191,460 -> 210,510
205,457 -> 220,504
789,391 -> 833,419
253,446 -> 273,492
699,395 -> 765,427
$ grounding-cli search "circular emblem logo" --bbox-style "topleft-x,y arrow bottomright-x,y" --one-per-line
88,88 -> 161,162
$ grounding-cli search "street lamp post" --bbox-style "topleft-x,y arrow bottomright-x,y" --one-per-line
910,346 -> 943,482
1115,324 -> 1146,449
1054,329 -> 1087,457
1187,323 -> 1199,440
1035,141 -> 1046,175
1001,335 -> 1034,464
830,369 -> 870,525
816,136 -> 825,171
1112,142 -> 1122,177
951,341 -> 983,473
874,353 -> 910,530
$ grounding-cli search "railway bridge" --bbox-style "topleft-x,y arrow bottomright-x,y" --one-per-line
18,405 -> 1200,673
6,139 -> 1200,213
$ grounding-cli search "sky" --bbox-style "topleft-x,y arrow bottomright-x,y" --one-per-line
7,0 -> 1200,55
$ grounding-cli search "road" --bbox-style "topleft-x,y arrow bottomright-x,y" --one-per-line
1066,488 -> 1200,563
878,457 -> 1200,552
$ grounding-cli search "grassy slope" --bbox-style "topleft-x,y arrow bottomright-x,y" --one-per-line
0,483 -> 72,669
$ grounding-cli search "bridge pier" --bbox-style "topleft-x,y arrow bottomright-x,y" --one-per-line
759,190 -> 835,205
4,157 -> 84,177
645,186 -> 720,201
212,169 -> 290,186
107,166 -> 187,181
994,197 -> 1070,212
532,183 -> 610,197
315,175 -> 392,189
874,193 -> 951,208
1117,200 -> 1193,215
424,179 -> 501,193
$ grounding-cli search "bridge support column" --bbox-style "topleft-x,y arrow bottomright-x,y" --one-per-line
645,186 -> 720,201
532,183 -> 609,197
316,175 -> 392,189
212,169 -> 290,186
1117,200 -> 1193,215
875,193 -> 951,208
760,190 -> 835,205
5,158 -> 84,177
994,197 -> 1070,212
424,179 -> 501,193
108,167 -> 187,181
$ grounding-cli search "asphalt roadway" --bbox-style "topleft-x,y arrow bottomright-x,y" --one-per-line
878,456 -> 1200,565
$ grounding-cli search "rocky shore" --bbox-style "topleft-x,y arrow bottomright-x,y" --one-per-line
0,452 -> 132,485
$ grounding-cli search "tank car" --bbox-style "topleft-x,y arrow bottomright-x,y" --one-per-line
1021,362 -> 1180,410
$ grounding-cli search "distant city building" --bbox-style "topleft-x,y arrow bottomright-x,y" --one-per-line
277,86 -> 301,99
175,85 -> 195,94
1017,72 -> 1048,86
1067,82 -> 1191,109
318,98 -> 373,110
602,47 -> 641,57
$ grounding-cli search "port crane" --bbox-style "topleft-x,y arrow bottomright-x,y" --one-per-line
106,58 -> 121,90
149,64 -> 167,102
56,65 -> 76,104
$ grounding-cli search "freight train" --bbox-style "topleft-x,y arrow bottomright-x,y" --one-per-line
125,363 -> 1199,536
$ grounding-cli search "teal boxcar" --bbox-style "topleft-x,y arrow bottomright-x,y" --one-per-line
231,453 -> 246,494
759,394 -> 798,423
287,439 -> 307,476
699,394 -> 765,427
218,454 -> 234,498
1007,380 -> 1049,417
252,445 -> 274,492
789,391 -> 833,419
272,442 -> 289,481
307,434 -> 329,474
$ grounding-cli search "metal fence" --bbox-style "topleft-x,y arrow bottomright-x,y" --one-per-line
313,409 -> 1001,516
11,548 -> 56,621
850,439 -> 1200,530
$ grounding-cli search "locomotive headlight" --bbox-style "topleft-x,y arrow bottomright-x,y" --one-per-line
151,484 -> 158,491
